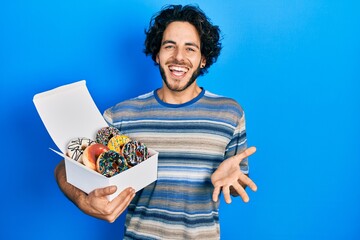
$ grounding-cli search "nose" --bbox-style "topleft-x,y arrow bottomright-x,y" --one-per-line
174,48 -> 185,62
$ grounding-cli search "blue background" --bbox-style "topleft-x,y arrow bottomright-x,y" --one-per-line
1,0 -> 359,239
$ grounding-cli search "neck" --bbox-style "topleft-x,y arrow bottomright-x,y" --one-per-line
157,83 -> 202,104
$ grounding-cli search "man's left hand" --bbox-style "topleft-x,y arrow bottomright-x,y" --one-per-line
211,147 -> 258,203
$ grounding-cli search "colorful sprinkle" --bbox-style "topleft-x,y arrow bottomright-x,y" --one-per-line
122,140 -> 149,167
97,150 -> 128,177
107,135 -> 131,153
95,126 -> 121,146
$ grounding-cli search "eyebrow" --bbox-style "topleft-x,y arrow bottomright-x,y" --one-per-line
161,40 -> 200,50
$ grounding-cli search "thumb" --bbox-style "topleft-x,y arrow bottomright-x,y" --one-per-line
93,185 -> 117,197
234,147 -> 256,164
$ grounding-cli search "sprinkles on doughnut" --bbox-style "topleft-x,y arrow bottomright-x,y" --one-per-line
65,126 -> 151,177
122,140 -> 149,167
97,150 -> 128,177
107,134 -> 131,153
95,126 -> 121,146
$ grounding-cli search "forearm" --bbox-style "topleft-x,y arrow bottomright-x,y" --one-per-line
54,160 -> 135,222
54,160 -> 87,208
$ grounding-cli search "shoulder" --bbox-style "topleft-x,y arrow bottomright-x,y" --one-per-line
202,90 -> 245,117
103,91 -> 155,124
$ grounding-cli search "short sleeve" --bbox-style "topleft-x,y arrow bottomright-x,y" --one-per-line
224,112 -> 249,174
103,107 -> 114,125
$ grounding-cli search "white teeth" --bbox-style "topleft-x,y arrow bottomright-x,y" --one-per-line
169,66 -> 188,73
173,71 -> 184,76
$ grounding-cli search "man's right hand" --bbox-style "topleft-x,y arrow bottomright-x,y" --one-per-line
55,160 -> 135,223
79,186 -> 135,223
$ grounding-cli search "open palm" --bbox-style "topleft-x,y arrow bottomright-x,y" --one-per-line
211,147 -> 258,203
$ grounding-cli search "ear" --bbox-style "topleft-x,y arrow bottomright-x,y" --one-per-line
200,57 -> 206,68
156,54 -> 160,64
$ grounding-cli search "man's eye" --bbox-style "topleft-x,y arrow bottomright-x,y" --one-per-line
187,48 -> 195,52
165,45 -> 174,49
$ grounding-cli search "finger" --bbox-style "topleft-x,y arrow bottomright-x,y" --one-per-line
232,183 -> 249,203
235,147 -> 257,163
222,185 -> 232,204
106,189 -> 135,223
212,186 -> 221,202
95,188 -> 135,221
239,174 -> 258,192
111,189 -> 136,222
107,187 -> 135,211
111,187 -> 135,205
93,185 -> 117,198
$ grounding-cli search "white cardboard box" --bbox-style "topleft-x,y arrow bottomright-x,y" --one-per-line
33,80 -> 158,201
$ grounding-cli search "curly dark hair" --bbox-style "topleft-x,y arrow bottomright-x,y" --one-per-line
144,4 -> 222,76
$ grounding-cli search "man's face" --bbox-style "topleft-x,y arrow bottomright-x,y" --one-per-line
156,21 -> 206,92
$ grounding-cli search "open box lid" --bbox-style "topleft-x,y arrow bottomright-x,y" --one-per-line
33,80 -> 159,200
33,80 -> 107,153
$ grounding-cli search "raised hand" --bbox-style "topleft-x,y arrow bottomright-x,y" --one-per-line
211,147 -> 258,204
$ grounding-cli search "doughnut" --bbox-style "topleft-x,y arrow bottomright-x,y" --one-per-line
95,126 -> 121,146
66,137 -> 96,162
122,140 -> 149,167
82,143 -> 109,170
107,135 -> 131,153
96,150 -> 128,177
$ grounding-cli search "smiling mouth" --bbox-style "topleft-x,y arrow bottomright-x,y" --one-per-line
168,65 -> 189,77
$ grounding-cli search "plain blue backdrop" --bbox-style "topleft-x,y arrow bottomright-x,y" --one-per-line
1,0 -> 359,239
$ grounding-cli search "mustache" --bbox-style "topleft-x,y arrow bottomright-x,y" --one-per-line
165,59 -> 192,68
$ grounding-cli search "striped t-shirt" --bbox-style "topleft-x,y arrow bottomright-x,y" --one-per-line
103,88 -> 248,240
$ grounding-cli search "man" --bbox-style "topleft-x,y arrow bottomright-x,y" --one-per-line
55,4 -> 257,239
